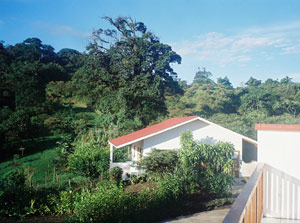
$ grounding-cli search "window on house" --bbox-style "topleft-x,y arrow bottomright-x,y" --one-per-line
113,146 -> 132,162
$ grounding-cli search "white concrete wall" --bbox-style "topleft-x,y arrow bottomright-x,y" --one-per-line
258,130 -> 300,179
143,119 -> 243,157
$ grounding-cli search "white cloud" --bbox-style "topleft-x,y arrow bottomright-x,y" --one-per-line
281,40 -> 300,55
171,21 -> 300,66
34,21 -> 90,38
246,21 -> 300,34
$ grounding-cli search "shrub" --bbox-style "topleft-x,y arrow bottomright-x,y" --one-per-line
53,190 -> 75,215
138,149 -> 178,174
129,173 -> 147,185
156,174 -> 186,201
68,141 -> 110,179
0,169 -> 60,218
0,169 -> 32,218
43,112 -> 74,135
52,134 -> 74,168
109,166 -> 123,185
178,131 -> 235,196
72,183 -> 135,222
71,175 -> 186,223
197,170 -> 234,197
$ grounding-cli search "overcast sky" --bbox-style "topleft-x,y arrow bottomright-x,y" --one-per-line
1,0 -> 300,86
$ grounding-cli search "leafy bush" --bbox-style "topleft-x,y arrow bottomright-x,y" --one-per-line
109,166 -> 123,185
0,169 -> 60,218
178,131 -> 235,196
138,149 -> 178,174
43,111 -> 75,135
129,173 -> 147,185
68,141 -> 109,179
71,175 -> 186,223
72,183 -> 134,222
52,134 -> 74,168
0,169 -> 32,218
156,174 -> 186,200
53,190 -> 75,215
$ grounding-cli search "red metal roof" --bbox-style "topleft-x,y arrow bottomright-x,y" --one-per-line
255,124 -> 300,132
109,116 -> 198,147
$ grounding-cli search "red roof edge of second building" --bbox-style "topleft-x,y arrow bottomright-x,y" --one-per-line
255,123 -> 300,131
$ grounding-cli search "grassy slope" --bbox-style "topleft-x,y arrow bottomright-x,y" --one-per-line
0,136 -> 61,186
0,101 -> 96,187
0,101 -> 99,189
0,135 -> 89,188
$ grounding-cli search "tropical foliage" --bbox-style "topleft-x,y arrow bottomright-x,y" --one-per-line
138,149 -> 178,174
1,15 -> 300,222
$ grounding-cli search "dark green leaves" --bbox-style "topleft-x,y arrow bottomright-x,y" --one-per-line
73,16 -> 183,130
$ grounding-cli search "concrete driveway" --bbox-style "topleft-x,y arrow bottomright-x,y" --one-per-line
161,208 -> 231,223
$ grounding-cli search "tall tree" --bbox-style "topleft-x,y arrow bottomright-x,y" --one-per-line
73,16 -> 183,129
193,67 -> 214,85
280,76 -> 292,84
245,76 -> 261,87
217,76 -> 233,89
57,48 -> 85,75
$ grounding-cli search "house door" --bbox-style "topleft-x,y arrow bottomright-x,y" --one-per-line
137,147 -> 142,162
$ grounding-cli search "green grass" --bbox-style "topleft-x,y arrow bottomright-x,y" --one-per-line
0,102 -> 98,188
0,134 -> 90,188
0,135 -> 63,187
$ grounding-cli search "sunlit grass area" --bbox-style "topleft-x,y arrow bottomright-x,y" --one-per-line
0,136 -> 61,186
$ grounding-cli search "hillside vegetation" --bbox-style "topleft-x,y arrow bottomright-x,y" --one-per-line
1,16 -> 300,222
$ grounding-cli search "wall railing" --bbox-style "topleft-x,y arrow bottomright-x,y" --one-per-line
223,163 -> 264,223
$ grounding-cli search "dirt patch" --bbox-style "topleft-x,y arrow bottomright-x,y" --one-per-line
125,181 -> 157,193
9,162 -> 23,167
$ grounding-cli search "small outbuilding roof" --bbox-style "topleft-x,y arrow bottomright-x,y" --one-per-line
109,116 -> 257,148
255,124 -> 300,132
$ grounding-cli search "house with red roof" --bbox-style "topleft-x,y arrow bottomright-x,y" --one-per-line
108,116 -> 257,177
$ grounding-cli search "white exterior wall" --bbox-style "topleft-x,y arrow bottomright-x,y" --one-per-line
258,130 -> 300,179
143,119 -> 243,157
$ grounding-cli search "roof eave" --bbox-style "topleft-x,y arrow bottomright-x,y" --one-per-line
109,117 -> 199,148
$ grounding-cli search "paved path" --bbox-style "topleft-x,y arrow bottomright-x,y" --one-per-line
161,178 -> 246,223
161,208 -> 231,223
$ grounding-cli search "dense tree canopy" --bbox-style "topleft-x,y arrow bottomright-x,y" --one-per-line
0,38 -> 84,158
217,76 -> 233,89
167,68 -> 300,138
73,16 -> 183,130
